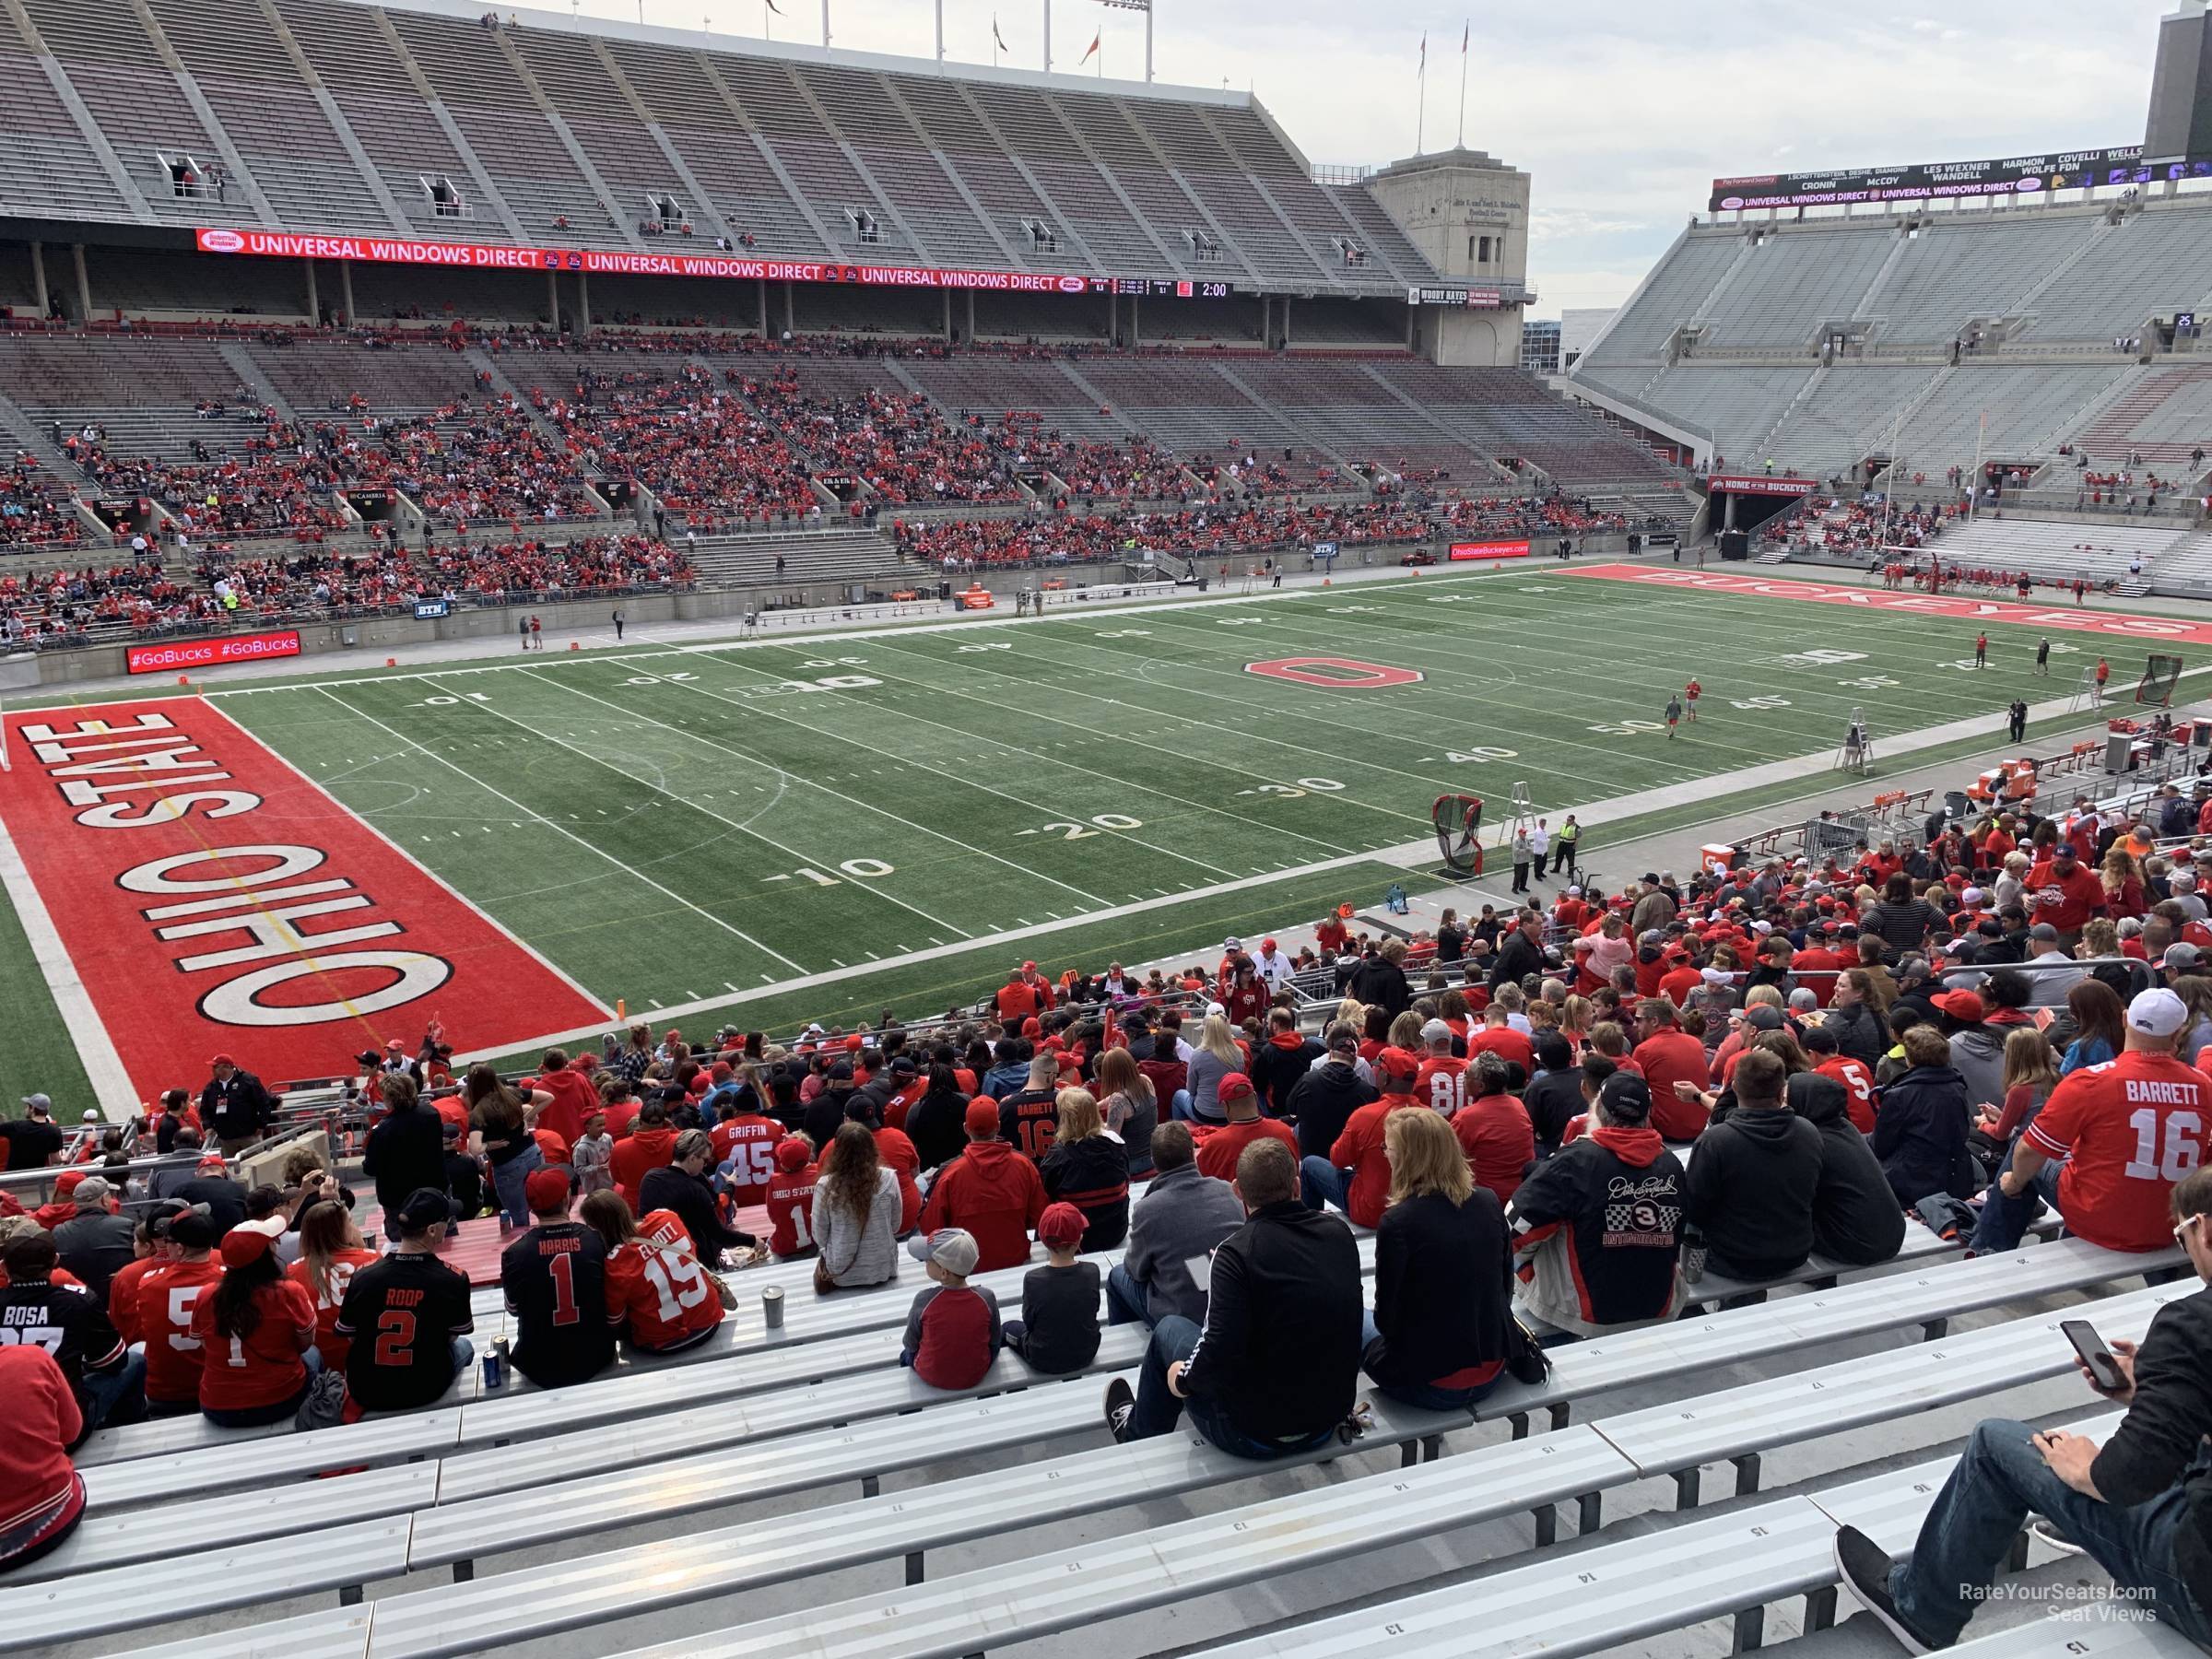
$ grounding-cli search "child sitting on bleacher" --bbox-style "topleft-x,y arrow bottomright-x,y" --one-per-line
766,1135 -> 820,1260
899,1228 -> 1001,1389
1002,1202 -> 1100,1375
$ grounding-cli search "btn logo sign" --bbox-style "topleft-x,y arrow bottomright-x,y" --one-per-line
1244,657 -> 1424,689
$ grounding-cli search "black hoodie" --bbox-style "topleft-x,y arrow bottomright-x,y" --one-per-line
1249,1031 -> 1325,1118
1788,1072 -> 1907,1266
1683,1102 -> 1822,1281
1285,1057 -> 1378,1160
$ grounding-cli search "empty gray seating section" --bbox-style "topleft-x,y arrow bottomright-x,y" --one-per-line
793,64 -> 1004,268
351,263 -> 551,324
1375,360 -> 1672,483
1323,182 -> 1432,279
1936,516 -> 2194,584
1232,356 -> 1490,474
281,0 -> 487,237
1141,294 -> 1262,344
1701,227 -> 1893,348
2025,201 -> 2212,341
971,290 -> 1113,339
975,85 -> 1171,273
1056,88 -> 1216,269
788,284 -> 944,335
2078,362 -> 2212,463
1289,299 -> 1406,345
1210,107 -> 1391,278
897,78 -> 1090,272
1765,365 -> 1947,476
720,56 -> 896,258
4,335 -> 259,463
241,339 -> 485,418
18,0 -> 257,227
1583,230 -> 1743,362
151,0 -> 393,232
0,243 -> 33,310
1080,359 -> 1334,470
384,8 -> 628,250
599,41 -> 826,260
506,29 -> 692,235
900,359 -> 1125,438
1632,364 -> 1812,461
1140,99 -> 1325,284
101,245 -> 308,316
1901,361 -> 2130,467
0,33 -> 139,222
1865,214 -> 2095,344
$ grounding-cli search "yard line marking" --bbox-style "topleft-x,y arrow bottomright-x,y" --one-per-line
311,686 -> 808,976
508,666 -> 1123,910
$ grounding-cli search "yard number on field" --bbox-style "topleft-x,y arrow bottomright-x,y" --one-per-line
1235,778 -> 1347,798
767,859 -> 897,886
1018,814 -> 1147,839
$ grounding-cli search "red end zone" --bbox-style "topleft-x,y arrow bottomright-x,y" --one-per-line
1568,564 -> 2212,644
0,699 -> 608,1098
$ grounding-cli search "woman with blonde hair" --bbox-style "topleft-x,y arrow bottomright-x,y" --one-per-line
2100,844 -> 2147,919
1094,1048 -> 1158,1177
1558,994 -> 1594,1048
1039,1088 -> 1129,1249
1385,1008 -> 1426,1053
1360,1106 -> 1515,1410
1977,1025 -> 2059,1143
1181,1014 -> 1247,1124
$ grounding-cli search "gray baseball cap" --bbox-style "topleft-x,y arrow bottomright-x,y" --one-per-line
19,1093 -> 51,1114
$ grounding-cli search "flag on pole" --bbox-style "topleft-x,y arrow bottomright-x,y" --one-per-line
1461,22 -> 1467,52
1080,28 -> 1100,63
993,14 -> 1006,49
764,0 -> 782,12
1418,30 -> 1427,73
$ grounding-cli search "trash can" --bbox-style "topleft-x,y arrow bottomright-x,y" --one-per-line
2105,732 -> 2136,772
1944,790 -> 1969,821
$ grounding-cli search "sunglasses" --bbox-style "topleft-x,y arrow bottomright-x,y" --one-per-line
2176,1214 -> 2204,1247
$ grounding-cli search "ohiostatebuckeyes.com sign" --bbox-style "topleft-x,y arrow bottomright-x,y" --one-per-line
0,700 -> 608,1096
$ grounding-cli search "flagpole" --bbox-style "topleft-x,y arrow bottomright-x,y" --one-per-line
1416,36 -> 1426,155
819,0 -> 829,47
1456,23 -> 1469,147
935,0 -> 943,59
1042,0 -> 1050,69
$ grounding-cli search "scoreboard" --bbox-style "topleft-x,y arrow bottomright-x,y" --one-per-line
1108,277 -> 1233,298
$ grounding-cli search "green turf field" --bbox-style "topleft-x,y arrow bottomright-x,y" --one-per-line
0,563 -> 2171,1107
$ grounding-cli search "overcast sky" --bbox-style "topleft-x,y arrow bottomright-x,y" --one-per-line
618,0 -> 2176,315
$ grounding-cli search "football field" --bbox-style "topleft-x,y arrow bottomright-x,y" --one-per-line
5,561 -> 2205,1115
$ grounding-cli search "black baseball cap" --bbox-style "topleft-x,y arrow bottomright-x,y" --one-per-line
394,1188 -> 453,1234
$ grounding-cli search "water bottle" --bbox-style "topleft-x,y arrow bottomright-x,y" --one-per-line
1680,1224 -> 1709,1286
762,1286 -> 784,1331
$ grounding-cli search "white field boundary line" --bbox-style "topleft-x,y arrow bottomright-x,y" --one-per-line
459,677 -> 2206,1060
193,698 -> 618,1030
0,808 -> 137,1118
309,686 -> 811,977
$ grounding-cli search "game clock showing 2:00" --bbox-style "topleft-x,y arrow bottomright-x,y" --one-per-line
1111,278 -> 1232,298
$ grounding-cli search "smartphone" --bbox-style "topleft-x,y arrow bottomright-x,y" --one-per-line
2062,1319 -> 2125,1392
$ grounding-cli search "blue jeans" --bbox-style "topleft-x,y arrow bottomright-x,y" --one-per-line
1300,1156 -> 1352,1217
1359,1310 -> 1499,1412
1891,1418 -> 2212,1646
489,1144 -> 545,1228
1126,1313 -> 1335,1457
1105,1260 -> 1152,1327
1967,1158 -> 2063,1254
81,1349 -> 147,1433
1168,1091 -> 1202,1123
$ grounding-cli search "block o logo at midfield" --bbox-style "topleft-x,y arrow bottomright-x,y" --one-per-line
1244,657 -> 1424,689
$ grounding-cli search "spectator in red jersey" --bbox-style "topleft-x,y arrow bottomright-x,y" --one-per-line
1362,1105 -> 1515,1411
2025,840 -> 2107,947
710,1090 -> 783,1207
1801,1023 -> 1878,1135
765,1136 -> 821,1260
1972,986 -> 2207,1253
900,1227 -> 1001,1389
1633,998 -> 1712,1141
1194,1073 -> 1298,1185
583,1190 -> 725,1354
192,1218 -> 317,1427
1303,1048 -> 1419,1228
0,1343 -> 84,1573
1414,1018 -> 1471,1114
287,1199 -> 379,1373
1467,1004 -> 1535,1077
611,1097 -> 677,1211
1039,1088 -> 1131,1250
1452,1052 -> 1535,1206
918,1100 -> 1046,1273
136,1206 -> 222,1417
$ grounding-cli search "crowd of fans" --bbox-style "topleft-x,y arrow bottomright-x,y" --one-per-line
9,768 -> 2212,1640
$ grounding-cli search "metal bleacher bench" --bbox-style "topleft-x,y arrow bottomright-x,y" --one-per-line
73,1252 -> 2184,1659
1187,1412 -> 2139,1659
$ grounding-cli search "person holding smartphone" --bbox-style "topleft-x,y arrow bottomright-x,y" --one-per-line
1832,1165 -> 2212,1652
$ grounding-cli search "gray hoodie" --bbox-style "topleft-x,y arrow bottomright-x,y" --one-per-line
1121,1161 -> 1243,1324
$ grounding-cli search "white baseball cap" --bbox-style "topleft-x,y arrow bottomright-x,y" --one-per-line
2127,987 -> 2191,1039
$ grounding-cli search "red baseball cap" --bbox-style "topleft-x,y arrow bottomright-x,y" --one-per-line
1931,989 -> 1986,1022
523,1168 -> 571,1213
1375,1046 -> 1420,1087
219,1218 -> 283,1268
774,1136 -> 812,1171
1037,1201 -> 1087,1249
1261,937 -> 1277,951
1021,960 -> 1038,972
1217,1072 -> 1256,1108
209,1053 -> 235,1068
965,1098 -> 1002,1137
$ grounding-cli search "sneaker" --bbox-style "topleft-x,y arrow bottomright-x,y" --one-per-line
2028,1517 -> 2086,1557
1102,1377 -> 1135,1444
1831,1525 -> 1935,1654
